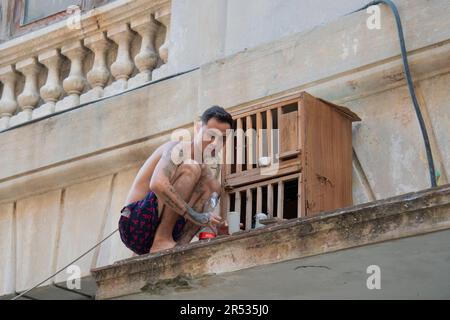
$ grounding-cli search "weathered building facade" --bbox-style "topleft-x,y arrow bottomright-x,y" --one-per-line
0,0 -> 449,299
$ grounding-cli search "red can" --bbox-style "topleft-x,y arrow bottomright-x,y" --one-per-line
198,226 -> 217,240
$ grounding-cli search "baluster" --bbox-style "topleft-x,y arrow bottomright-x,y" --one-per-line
81,32 -> 112,103
0,65 -> 19,130
14,57 -> 42,125
129,14 -> 159,88
155,6 -> 170,64
152,6 -> 171,80
56,40 -> 87,111
35,49 -> 63,119
104,24 -> 135,95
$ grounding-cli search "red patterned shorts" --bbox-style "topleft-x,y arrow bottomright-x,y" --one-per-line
118,191 -> 186,255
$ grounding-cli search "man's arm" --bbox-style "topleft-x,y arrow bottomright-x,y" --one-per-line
149,144 -> 222,226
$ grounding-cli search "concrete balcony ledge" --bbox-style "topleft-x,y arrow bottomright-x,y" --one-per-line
91,184 -> 450,300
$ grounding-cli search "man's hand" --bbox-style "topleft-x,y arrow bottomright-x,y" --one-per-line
185,207 -> 223,226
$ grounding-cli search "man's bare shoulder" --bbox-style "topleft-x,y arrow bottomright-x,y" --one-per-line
146,141 -> 177,160
154,141 -> 182,164
139,141 -> 177,169
160,140 -> 180,154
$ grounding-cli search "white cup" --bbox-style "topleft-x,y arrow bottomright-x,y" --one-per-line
227,211 -> 241,234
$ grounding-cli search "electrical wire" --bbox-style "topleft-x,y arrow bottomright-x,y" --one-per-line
350,0 -> 437,187
11,228 -> 118,300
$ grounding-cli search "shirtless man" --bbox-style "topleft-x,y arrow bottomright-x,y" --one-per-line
118,106 -> 233,254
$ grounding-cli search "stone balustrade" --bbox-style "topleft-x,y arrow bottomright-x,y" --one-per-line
0,0 -> 171,131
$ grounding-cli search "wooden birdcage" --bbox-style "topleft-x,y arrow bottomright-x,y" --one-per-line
221,92 -> 361,230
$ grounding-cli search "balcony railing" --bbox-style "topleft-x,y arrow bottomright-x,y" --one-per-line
0,0 -> 171,131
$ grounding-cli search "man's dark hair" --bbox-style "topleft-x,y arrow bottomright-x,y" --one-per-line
200,105 -> 233,127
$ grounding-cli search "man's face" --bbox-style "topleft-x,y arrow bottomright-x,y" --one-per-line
196,118 -> 231,158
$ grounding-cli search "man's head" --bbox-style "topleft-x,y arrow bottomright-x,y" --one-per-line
195,106 -> 232,157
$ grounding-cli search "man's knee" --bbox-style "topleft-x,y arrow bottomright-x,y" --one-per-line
207,179 -> 221,195
197,174 -> 221,198
176,163 -> 202,182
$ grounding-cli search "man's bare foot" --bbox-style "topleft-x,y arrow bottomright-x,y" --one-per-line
176,220 -> 201,245
150,238 -> 177,253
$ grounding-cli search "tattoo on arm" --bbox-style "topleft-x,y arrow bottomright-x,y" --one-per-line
161,158 -> 177,180
161,186 -> 211,225
154,145 -> 212,226
162,185 -> 212,226
186,207 -> 211,224
160,191 -> 184,213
